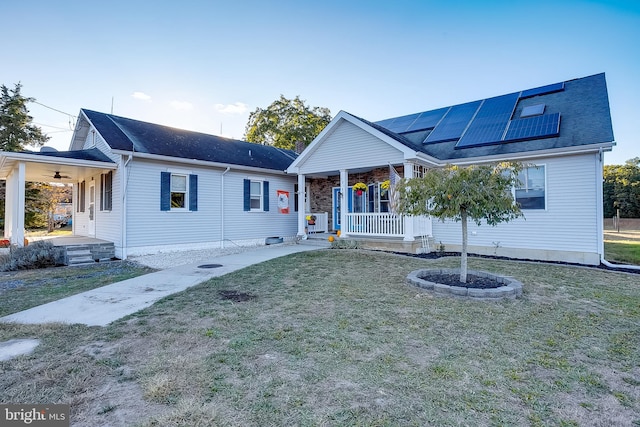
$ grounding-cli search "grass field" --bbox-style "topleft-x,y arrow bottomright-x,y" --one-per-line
604,224 -> 640,265
0,262 -> 155,317
1,250 -> 638,426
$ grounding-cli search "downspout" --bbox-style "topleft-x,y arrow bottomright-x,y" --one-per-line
121,153 -> 133,259
597,148 -> 640,271
221,167 -> 231,248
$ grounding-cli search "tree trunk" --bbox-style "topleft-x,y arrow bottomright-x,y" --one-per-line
460,208 -> 468,283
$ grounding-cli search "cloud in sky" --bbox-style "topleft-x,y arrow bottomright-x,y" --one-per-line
214,102 -> 248,114
132,91 -> 151,101
170,100 -> 194,110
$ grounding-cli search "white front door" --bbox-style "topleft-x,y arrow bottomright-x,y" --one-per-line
88,182 -> 95,236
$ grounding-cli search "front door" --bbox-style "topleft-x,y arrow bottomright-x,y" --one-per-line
332,187 -> 353,231
88,182 -> 95,236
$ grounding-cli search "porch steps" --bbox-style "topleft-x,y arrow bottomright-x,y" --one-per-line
65,246 -> 95,266
63,242 -> 116,266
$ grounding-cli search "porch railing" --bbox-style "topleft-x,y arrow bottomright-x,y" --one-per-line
305,212 -> 328,233
345,213 -> 404,237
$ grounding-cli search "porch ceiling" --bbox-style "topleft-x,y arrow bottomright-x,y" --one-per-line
0,151 -> 116,183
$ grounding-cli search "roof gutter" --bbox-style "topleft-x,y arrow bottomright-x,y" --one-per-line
434,142 -> 615,166
0,151 -> 117,169
111,149 -> 289,176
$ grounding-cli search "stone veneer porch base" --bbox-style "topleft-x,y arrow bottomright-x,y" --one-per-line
405,268 -> 523,300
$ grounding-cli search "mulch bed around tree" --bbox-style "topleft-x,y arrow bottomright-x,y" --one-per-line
418,272 -> 502,289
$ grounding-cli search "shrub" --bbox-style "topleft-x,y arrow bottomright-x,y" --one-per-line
0,240 -> 63,271
330,239 -> 361,249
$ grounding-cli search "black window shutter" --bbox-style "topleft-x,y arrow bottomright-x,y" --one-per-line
243,179 -> 251,211
100,174 -> 104,211
263,181 -> 269,211
189,174 -> 198,211
161,172 -> 171,211
80,181 -> 86,212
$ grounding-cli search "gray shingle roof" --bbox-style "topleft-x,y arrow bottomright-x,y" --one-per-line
25,147 -> 115,163
82,109 -> 298,171
371,73 -> 614,161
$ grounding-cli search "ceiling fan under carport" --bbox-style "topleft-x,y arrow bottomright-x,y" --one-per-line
45,170 -> 72,180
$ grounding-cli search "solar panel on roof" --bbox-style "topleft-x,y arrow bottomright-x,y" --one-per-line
376,113 -> 421,133
455,93 -> 519,149
403,107 -> 448,133
520,82 -> 564,99
504,113 -> 560,142
424,101 -> 482,143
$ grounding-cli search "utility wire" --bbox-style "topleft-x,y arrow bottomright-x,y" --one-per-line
30,100 -> 77,130
30,100 -> 77,119
33,122 -> 72,131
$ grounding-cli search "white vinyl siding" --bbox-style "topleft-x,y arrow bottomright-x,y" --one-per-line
298,120 -> 405,174
73,168 -> 122,246
431,153 -> 599,254
124,159 -> 297,250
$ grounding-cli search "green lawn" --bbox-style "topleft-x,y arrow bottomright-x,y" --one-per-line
1,250 -> 639,426
605,240 -> 640,265
0,262 -> 155,317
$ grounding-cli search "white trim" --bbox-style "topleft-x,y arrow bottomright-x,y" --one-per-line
168,173 -> 189,212
248,179 -> 264,212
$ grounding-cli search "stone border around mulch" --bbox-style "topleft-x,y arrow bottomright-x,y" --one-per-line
406,268 -> 523,300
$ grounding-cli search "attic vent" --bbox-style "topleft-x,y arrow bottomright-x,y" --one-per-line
521,104 -> 545,118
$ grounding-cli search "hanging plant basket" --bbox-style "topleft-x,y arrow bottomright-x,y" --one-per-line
353,182 -> 367,196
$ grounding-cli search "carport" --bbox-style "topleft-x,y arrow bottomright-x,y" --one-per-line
0,148 -> 116,246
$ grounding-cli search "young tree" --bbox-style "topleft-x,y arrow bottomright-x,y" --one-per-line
0,82 -> 49,151
244,95 -> 331,150
396,163 -> 524,283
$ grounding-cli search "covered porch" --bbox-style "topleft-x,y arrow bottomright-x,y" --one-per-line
298,162 -> 433,248
0,149 -> 117,247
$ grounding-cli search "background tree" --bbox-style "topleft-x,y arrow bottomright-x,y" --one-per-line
244,95 -> 331,150
1,83 -> 49,151
603,157 -> 640,218
396,163 -> 524,283
28,183 -> 72,232
1,83 -> 50,229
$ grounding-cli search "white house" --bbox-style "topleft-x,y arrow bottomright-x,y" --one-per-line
1,110 -> 300,259
287,73 -> 615,265
1,73 -> 615,265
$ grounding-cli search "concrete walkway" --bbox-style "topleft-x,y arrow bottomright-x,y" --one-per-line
0,243 -> 323,327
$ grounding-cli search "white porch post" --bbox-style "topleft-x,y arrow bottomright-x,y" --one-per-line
5,162 -> 26,246
297,173 -> 307,237
340,169 -> 349,237
403,161 -> 415,242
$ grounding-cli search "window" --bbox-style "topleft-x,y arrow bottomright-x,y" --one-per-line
250,181 -> 262,210
367,183 -> 390,213
520,103 -> 545,118
516,166 -> 545,209
100,171 -> 113,211
171,174 -> 187,208
160,172 -> 198,211
244,179 -> 270,212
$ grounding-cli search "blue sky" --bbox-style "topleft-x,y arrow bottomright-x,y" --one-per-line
2,0 -> 638,164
